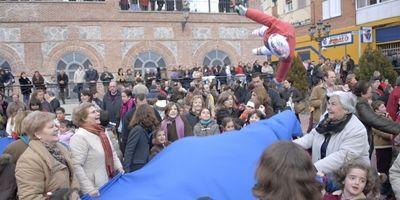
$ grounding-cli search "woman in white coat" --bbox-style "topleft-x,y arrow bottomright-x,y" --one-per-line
294,91 -> 370,174
70,102 -> 123,197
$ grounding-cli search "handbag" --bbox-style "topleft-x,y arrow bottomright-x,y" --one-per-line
294,101 -> 306,114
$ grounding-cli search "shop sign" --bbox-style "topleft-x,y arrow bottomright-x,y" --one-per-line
321,32 -> 353,47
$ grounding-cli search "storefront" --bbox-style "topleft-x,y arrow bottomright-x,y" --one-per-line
376,25 -> 400,68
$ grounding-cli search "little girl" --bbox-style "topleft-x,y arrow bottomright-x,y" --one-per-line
58,121 -> 75,145
150,129 -> 171,160
193,108 -> 220,136
220,117 -> 240,133
247,110 -> 266,125
323,162 -> 379,200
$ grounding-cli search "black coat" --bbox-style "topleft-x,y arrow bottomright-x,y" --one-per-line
102,91 -> 123,124
123,125 -> 151,173
121,106 -> 162,153
19,77 -> 32,95
0,154 -> 17,200
57,73 -> 69,88
355,97 -> 400,156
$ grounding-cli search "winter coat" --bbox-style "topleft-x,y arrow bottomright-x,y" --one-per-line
0,154 -> 17,200
32,75 -> 45,90
386,86 -> 400,121
15,140 -> 80,200
123,125 -> 151,173
57,73 -> 68,88
294,114 -> 370,174
84,69 -> 99,82
184,112 -> 199,130
19,77 -> 32,95
100,72 -> 114,86
73,69 -> 85,84
390,154 -> 400,199
102,91 -> 123,124
162,116 -> 193,142
355,97 -> 400,155
309,83 -> 327,123
193,121 -> 220,137
69,128 -> 122,194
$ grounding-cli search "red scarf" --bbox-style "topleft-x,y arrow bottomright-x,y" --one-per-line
80,123 -> 115,179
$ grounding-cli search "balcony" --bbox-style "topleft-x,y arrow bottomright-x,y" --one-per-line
356,0 -> 400,25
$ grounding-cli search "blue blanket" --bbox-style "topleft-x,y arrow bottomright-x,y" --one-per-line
0,137 -> 15,154
82,110 -> 302,200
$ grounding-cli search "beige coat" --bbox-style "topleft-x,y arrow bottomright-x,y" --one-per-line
70,128 -> 122,194
308,84 -> 327,123
15,140 -> 80,200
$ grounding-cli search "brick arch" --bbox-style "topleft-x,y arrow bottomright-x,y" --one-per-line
0,44 -> 24,72
43,42 -> 104,74
122,41 -> 176,70
193,41 -> 239,67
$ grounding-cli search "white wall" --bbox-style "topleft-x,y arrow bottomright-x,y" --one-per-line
356,0 -> 400,24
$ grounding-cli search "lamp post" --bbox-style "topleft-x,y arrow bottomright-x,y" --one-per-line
308,20 -> 331,59
181,0 -> 190,32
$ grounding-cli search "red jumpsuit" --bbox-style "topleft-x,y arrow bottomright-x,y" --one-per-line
245,8 -> 296,82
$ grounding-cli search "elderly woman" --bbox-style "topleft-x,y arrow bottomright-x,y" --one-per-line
15,111 -> 80,199
70,103 -> 123,197
294,91 -> 370,174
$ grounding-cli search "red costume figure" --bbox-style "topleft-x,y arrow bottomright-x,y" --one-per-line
235,5 -> 296,83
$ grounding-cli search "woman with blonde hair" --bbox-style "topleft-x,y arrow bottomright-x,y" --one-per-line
15,111 -> 80,199
70,103 -> 123,197
184,95 -> 205,129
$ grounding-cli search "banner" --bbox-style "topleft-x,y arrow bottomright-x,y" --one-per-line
362,27 -> 373,43
321,32 -> 353,47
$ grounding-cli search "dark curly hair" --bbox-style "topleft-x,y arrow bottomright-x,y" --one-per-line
129,104 -> 160,130
333,161 -> 379,196
253,141 -> 322,200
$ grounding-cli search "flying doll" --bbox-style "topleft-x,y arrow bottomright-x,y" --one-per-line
235,4 -> 296,83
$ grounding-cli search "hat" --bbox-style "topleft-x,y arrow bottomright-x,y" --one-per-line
327,91 -> 356,114
155,100 -> 167,108
268,33 -> 290,59
246,101 -> 255,108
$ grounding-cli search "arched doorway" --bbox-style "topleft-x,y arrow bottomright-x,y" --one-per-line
133,51 -> 167,80
203,50 -> 231,67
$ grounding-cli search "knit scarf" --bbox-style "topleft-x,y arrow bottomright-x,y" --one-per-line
80,123 -> 115,179
315,113 -> 353,135
200,118 -> 212,126
161,116 -> 185,140
120,98 -> 135,119
41,141 -> 68,167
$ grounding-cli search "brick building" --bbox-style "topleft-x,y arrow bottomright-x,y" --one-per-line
0,0 -> 266,83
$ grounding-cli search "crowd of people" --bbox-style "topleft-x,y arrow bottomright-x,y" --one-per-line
0,55 -> 400,199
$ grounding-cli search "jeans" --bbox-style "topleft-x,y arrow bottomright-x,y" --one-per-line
23,94 -> 30,106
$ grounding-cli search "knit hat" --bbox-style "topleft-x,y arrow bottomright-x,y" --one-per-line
327,91 -> 356,114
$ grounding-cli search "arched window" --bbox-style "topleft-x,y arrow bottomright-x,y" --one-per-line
133,51 -> 166,77
0,56 -> 11,71
56,52 -> 92,98
203,50 -> 231,67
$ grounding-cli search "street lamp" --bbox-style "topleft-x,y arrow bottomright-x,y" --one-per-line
181,0 -> 190,32
308,20 -> 331,59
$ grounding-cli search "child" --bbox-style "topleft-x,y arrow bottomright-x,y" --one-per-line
239,100 -> 257,120
247,110 -> 266,124
323,162 -> 379,200
220,117 -> 241,133
58,120 -> 75,145
149,129 -> 171,160
193,108 -> 220,137
253,141 -> 322,200
371,100 -> 394,176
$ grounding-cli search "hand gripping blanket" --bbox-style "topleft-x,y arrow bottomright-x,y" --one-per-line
82,110 -> 302,200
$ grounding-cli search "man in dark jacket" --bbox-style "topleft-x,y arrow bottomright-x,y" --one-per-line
57,70 -> 68,104
353,80 -> 400,157
102,81 -> 122,127
85,64 -> 99,94
100,67 -> 114,94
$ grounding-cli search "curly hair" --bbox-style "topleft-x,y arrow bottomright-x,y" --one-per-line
129,104 -> 160,130
333,161 -> 379,196
253,141 -> 322,200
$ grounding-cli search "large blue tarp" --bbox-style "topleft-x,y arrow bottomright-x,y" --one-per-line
0,137 -> 15,154
81,110 -> 302,200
